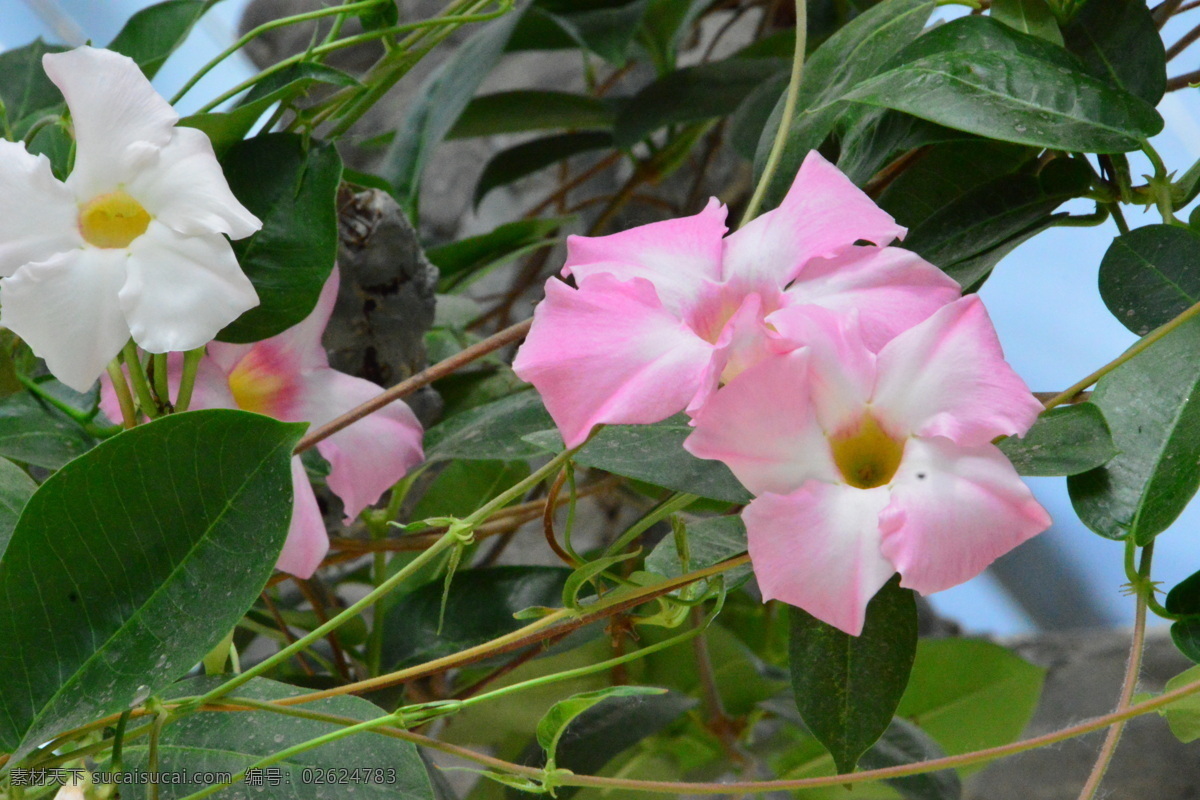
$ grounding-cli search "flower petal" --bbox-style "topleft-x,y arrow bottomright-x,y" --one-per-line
301,369 -> 424,521
276,457 -> 330,578
43,47 -> 179,198
125,127 -> 261,239
562,197 -> 727,316
873,296 -> 1043,445
256,266 -> 340,373
880,437 -> 1051,595
721,151 -> 905,290
779,245 -> 961,351
0,249 -> 130,392
685,349 -> 839,494
744,483 -> 896,636
0,141 -> 80,276
121,222 -> 259,353
514,274 -> 716,447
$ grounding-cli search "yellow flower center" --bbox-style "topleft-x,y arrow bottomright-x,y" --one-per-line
228,353 -> 290,417
78,191 -> 151,249
830,414 -> 905,490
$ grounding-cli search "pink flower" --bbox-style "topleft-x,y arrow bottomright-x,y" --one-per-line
684,297 -> 1051,635
512,151 -> 961,447
101,269 -> 424,577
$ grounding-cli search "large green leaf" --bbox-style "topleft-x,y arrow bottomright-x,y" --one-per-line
614,58 -> 787,148
218,134 -> 342,343
0,392 -> 98,470
534,0 -> 649,66
1167,570 -> 1200,663
474,131 -> 614,207
384,7 -> 527,212
107,0 -> 216,79
1098,224 -> 1200,336
449,90 -> 617,139
412,459 -> 530,520
836,108 -> 975,186
1161,665 -> 1200,744
429,217 -> 570,291
1069,315 -> 1200,543
645,514 -> 751,593
788,575 -> 918,774
858,717 -> 962,800
0,39 -> 67,137
759,0 -> 937,208
990,0 -> 1063,45
108,676 -> 436,799
0,410 -> 304,759
842,17 -> 1162,153
1062,0 -> 1165,105
423,390 -> 555,462
0,457 -> 36,560
998,403 -> 1116,476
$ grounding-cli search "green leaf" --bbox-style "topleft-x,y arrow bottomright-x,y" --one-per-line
614,58 -> 787,148
381,566 -> 573,670
836,109 -> 975,186
1062,0 -> 1165,105
384,7 -> 527,212
0,392 -> 98,470
1166,570 -> 1200,663
1068,315 -> 1200,543
0,410 -> 304,758
107,676 -> 436,799
1171,619 -> 1200,664
0,457 -> 36,560
1161,664 -> 1200,743
423,390 -> 555,462
449,90 -> 617,139
759,0 -> 937,207
25,119 -> 72,179
562,550 -> 641,609
843,17 -> 1162,153
645,514 -> 751,593
411,459 -> 530,520
429,217 -> 570,291
638,0 -> 717,71
858,717 -> 962,800
181,64 -> 360,156
0,39 -> 67,137
1098,224 -> 1200,336
991,0 -> 1064,45
729,71 -> 790,160
107,0 -> 216,79
788,575 -> 918,774
218,134 -> 342,343
896,639 -> 1045,760
526,414 -> 754,504
536,686 -> 666,766
474,131 -> 614,207
357,0 -> 400,32
998,403 -> 1116,476
903,158 -> 1091,289
537,1 -> 649,66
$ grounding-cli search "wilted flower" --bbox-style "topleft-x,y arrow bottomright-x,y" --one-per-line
685,297 -> 1051,635
513,151 -> 960,447
0,46 -> 260,392
101,270 -> 424,578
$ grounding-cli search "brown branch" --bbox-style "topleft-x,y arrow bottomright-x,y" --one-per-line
1168,68 -> 1200,91
543,469 -> 581,566
1166,19 -> 1200,60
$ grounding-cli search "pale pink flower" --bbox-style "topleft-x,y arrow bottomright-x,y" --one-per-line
685,297 -> 1051,635
100,270 -> 424,578
0,46 -> 261,392
512,151 -> 961,447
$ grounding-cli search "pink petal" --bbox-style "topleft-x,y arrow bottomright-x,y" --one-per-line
721,151 -> 905,291
300,369 -> 424,522
684,349 -> 838,495
253,266 -> 341,373
880,437 -> 1051,595
744,482 -> 897,636
873,296 -> 1043,445
513,274 -> 716,448
778,245 -> 961,351
562,197 -> 727,316
276,457 -> 329,578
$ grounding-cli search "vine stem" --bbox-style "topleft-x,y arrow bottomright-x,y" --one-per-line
293,318 -> 532,454
738,0 -> 806,227
1042,297 -> 1200,410
1076,542 -> 1153,799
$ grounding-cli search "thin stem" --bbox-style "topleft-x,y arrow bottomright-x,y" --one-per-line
145,701 -> 168,800
174,348 -> 204,412
604,492 -> 698,557
738,0 -> 806,227
1076,542 -> 1153,799
1043,297 -> 1200,409
1142,141 -> 1177,224
294,318 -> 532,453
122,342 -> 158,419
151,353 -> 170,410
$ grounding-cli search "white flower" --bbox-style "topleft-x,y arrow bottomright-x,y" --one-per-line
0,46 -> 261,392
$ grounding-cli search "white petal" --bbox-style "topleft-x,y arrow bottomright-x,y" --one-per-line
0,141 -> 80,276
121,222 -> 259,353
43,47 -> 178,198
0,249 -> 130,392
125,127 -> 261,239
745,482 -> 896,636
880,437 -> 1052,595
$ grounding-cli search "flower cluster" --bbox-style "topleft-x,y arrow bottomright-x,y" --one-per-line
515,152 -> 1051,634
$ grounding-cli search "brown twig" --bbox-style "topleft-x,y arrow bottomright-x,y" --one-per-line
260,591 -> 315,677
1168,68 -> 1200,90
543,469 -> 581,567
1166,20 -> 1200,60
296,579 -> 353,682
